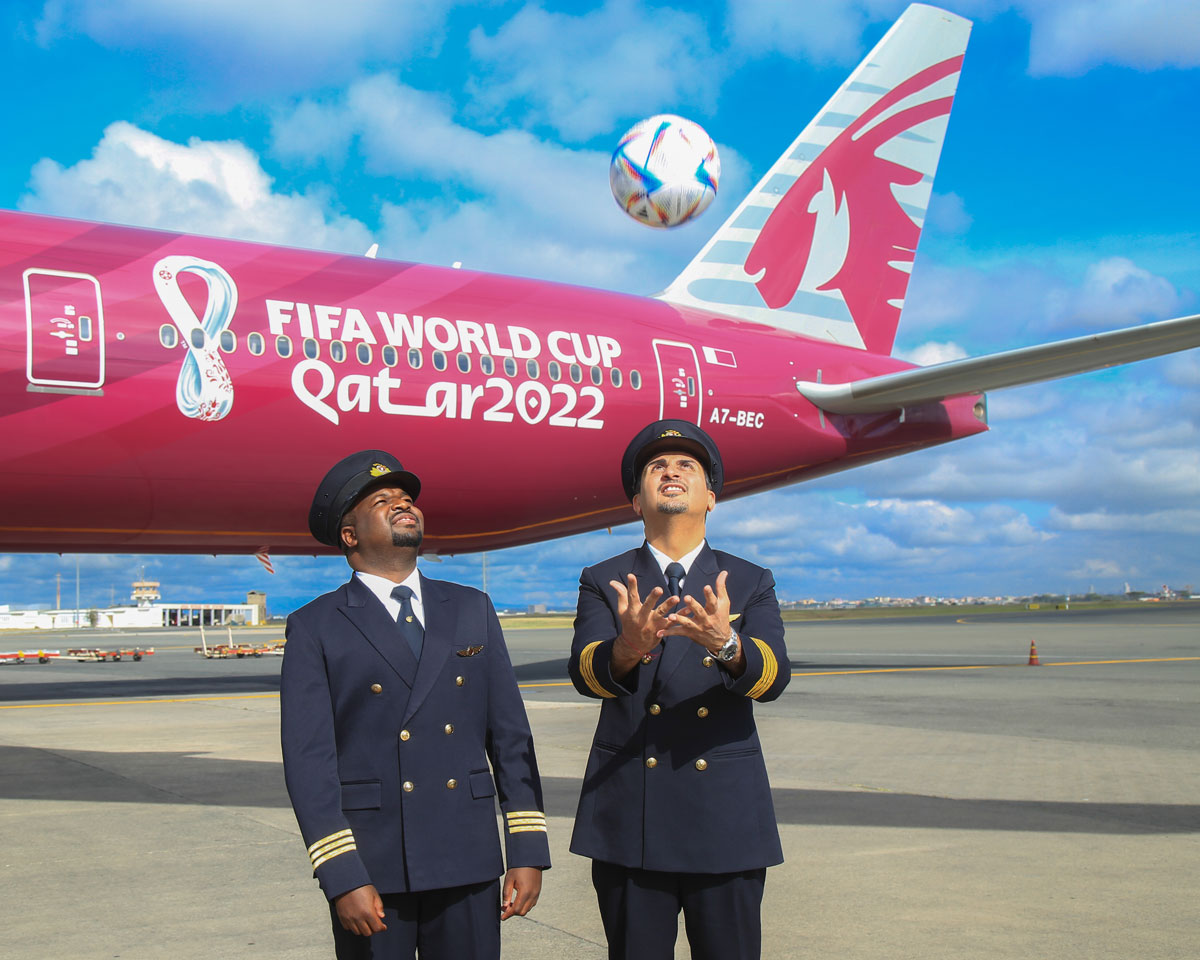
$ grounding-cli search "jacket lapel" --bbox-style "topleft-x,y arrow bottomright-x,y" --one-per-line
656,542 -> 719,686
402,574 -> 455,724
338,576 -> 418,688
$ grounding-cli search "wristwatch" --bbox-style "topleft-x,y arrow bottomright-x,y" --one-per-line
713,630 -> 739,663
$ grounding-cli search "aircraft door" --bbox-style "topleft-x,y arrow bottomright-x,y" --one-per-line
652,339 -> 703,424
25,269 -> 105,390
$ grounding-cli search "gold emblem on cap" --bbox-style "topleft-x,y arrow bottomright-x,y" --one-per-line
370,463 -> 392,477
659,429 -> 683,437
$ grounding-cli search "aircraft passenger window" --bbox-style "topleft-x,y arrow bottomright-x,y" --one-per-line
687,376 -> 695,397
610,368 -> 622,388
547,361 -> 561,382
503,357 -> 517,377
433,351 -> 448,371
303,338 -> 320,360
159,325 -> 177,348
590,366 -> 602,386
480,355 -> 495,375
408,348 -> 423,369
382,345 -> 398,367
456,352 -> 471,373
569,363 -> 582,384
526,359 -> 539,379
630,370 -> 642,390
190,328 -> 207,349
219,330 -> 237,353
78,316 -> 93,341
247,332 -> 265,356
356,343 -> 372,365
330,340 -> 346,363
276,335 -> 293,358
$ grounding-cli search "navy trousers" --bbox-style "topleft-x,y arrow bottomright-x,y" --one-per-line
329,879 -> 500,960
591,861 -> 766,960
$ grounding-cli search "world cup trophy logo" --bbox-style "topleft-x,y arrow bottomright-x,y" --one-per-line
153,255 -> 238,421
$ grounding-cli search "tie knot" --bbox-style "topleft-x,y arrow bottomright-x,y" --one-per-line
390,584 -> 414,603
665,562 -> 686,581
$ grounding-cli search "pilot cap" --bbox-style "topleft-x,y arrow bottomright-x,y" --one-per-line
309,450 -> 422,548
621,420 -> 723,501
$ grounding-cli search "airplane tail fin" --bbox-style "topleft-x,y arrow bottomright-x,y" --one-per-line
658,3 -> 971,354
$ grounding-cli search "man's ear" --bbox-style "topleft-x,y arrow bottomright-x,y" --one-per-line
339,516 -> 357,552
706,490 -> 716,513
631,492 -> 644,519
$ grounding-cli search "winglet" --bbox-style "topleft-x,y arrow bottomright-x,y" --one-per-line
658,4 -> 971,354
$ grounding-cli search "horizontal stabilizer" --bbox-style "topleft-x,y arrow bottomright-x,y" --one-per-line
797,313 -> 1200,414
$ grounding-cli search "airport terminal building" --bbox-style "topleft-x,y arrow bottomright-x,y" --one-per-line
0,582 -> 265,630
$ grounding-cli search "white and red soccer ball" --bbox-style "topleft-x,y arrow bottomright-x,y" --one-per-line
610,114 -> 720,229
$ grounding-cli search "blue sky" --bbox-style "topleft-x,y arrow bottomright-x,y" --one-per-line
2,1 -> 1198,614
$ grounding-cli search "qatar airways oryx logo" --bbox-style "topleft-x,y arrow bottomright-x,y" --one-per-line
745,55 -> 963,355
153,255 -> 238,422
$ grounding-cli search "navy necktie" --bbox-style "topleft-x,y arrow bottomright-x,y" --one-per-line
390,584 -> 424,660
665,562 -> 686,602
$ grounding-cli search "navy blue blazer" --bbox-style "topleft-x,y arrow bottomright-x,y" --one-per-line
281,574 -> 550,901
567,543 -> 788,873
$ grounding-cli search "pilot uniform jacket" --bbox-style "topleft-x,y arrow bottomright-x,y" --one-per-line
568,543 -> 788,874
281,574 -> 551,902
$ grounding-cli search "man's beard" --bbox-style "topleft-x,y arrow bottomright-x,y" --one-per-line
656,500 -> 688,515
392,529 -> 423,548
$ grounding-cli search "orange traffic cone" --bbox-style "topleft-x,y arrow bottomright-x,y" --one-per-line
1028,639 -> 1041,666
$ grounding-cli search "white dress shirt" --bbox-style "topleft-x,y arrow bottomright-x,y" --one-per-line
645,539 -> 706,592
355,568 -> 425,627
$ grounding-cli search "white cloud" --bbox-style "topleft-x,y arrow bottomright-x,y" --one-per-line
467,0 -> 722,141
724,0 -> 908,65
34,0 -> 457,97
1045,256 -> 1189,331
20,121 -> 374,252
1049,507 -> 1200,534
1022,0 -> 1200,75
925,191 -> 973,237
271,73 -> 751,291
894,340 -> 969,366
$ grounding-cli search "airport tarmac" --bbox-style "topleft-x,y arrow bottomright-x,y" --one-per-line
2,604 -> 1197,959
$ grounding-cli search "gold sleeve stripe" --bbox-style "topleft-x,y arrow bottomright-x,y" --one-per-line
507,818 -> 546,827
312,841 -> 357,870
728,612 -> 741,622
307,829 -> 353,856
579,641 -> 617,698
508,825 -> 548,834
505,810 -> 545,819
746,637 -> 778,700
309,836 -> 356,864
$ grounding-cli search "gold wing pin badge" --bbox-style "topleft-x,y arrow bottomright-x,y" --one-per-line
455,645 -> 485,657
728,613 -> 741,622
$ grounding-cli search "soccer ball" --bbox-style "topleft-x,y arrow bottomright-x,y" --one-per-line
610,114 -> 720,229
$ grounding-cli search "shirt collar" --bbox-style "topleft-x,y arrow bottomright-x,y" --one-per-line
355,568 -> 422,608
645,539 -> 706,579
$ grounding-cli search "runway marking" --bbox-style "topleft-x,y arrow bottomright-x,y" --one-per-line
791,656 -> 1200,678
4,659 -> 1197,709
0,693 -> 280,710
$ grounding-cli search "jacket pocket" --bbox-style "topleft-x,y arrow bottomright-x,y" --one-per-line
469,768 -> 495,799
340,779 -> 382,810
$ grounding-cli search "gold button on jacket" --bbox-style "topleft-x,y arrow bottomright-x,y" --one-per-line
645,757 -> 658,768
697,706 -> 709,718
402,781 -> 414,792
400,729 -> 410,741
446,779 -> 458,790
648,703 -> 661,715
694,759 -> 708,771
370,683 -> 382,694
702,656 -> 715,668
444,724 -> 454,735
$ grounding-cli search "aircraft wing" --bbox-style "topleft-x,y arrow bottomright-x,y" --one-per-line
796,313 -> 1200,414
